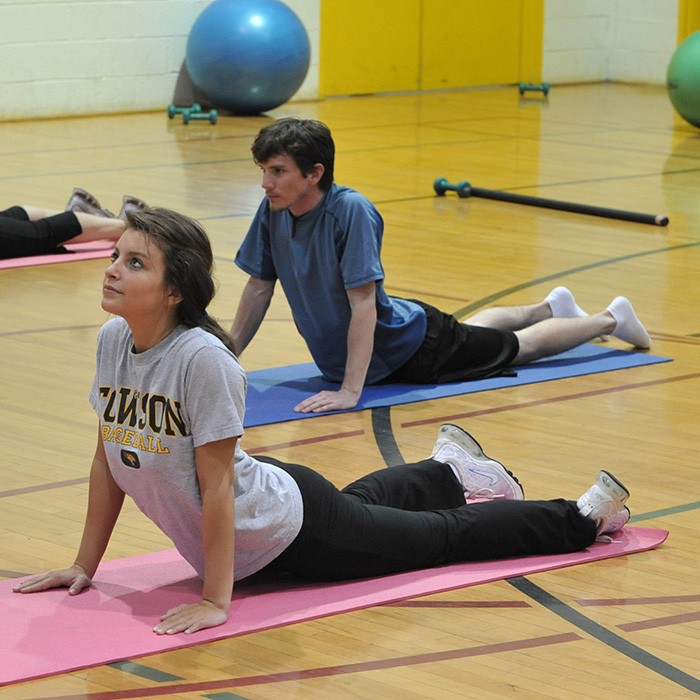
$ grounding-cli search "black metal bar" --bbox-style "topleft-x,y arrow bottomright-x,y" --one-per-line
433,177 -> 669,226
469,186 -> 669,226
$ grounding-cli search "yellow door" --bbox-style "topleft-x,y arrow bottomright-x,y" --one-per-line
320,0 -> 422,96
320,0 -> 543,96
421,1 -> 522,89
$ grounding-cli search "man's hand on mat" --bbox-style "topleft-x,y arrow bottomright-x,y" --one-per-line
12,565 -> 92,596
294,388 -> 360,413
154,600 -> 228,635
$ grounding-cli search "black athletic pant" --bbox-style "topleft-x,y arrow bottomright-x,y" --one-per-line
0,207 -> 81,259
259,457 -> 597,582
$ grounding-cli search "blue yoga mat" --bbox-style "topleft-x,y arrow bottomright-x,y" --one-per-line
244,344 -> 671,427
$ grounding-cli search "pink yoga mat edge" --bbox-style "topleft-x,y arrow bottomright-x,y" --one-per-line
0,242 -> 113,270
0,526 -> 668,687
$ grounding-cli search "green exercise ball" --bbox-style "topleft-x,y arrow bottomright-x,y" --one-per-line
667,30 -> 700,128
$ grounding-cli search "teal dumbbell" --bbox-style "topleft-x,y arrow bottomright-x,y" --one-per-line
183,109 -> 218,125
519,82 -> 550,96
167,103 -> 202,119
433,177 -> 471,198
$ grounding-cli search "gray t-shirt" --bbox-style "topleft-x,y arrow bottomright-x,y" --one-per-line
89,317 -> 303,581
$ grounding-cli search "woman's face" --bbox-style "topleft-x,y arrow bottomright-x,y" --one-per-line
102,228 -> 180,322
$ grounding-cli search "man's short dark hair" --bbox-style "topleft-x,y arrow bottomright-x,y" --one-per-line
251,118 -> 335,191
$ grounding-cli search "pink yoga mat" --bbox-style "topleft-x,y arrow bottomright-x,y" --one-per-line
0,241 -> 114,270
0,526 -> 667,686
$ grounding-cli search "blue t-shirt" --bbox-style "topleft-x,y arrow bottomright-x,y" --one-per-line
235,184 -> 427,383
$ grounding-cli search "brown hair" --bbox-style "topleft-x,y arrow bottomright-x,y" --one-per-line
124,207 -> 237,355
251,117 -> 335,191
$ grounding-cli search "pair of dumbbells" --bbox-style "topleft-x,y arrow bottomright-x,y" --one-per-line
518,82 -> 550,96
167,103 -> 218,125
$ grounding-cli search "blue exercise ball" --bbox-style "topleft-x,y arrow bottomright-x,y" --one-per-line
186,0 -> 310,115
667,30 -> 700,128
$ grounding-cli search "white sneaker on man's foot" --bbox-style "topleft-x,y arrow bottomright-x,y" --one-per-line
431,424 -> 524,500
577,470 -> 630,538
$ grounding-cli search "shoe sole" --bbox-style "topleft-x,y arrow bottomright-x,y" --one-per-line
68,189 -> 114,217
599,470 -> 630,505
438,424 -> 524,496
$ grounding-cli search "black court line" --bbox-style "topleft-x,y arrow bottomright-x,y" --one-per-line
371,407 -> 405,467
106,661 -> 184,683
508,577 -> 700,695
0,157 -> 255,182
630,501 -> 700,522
452,240 -> 700,318
371,239 -> 700,466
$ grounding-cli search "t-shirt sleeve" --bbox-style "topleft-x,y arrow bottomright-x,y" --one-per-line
335,191 -> 385,290
235,199 -> 278,281
184,346 -> 248,448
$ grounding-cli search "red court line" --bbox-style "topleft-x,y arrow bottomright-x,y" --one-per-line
618,611 -> 700,632
0,477 -> 89,499
1,432 -> 363,499
0,324 -> 101,338
401,373 -> 700,428
649,333 -> 700,346
0,570 -> 29,579
247,429 -> 365,454
579,594 -> 700,606
387,600 -> 531,608
31,633 -> 580,700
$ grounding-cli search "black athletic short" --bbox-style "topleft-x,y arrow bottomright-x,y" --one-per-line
381,299 -> 520,384
0,207 -> 81,259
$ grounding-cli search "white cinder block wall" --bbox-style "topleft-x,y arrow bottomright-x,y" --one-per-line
0,0 -> 681,121
0,0 -> 320,121
543,0 -> 679,85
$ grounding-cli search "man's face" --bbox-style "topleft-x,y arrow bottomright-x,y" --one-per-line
258,153 -> 324,216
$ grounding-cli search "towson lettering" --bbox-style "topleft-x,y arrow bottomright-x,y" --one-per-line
99,386 -> 187,454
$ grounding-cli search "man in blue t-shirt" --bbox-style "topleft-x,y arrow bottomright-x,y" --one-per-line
232,119 -> 651,414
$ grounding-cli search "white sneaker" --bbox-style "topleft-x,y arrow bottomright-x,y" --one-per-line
64,188 -> 114,217
577,470 -> 630,538
118,195 -> 149,222
431,424 -> 524,500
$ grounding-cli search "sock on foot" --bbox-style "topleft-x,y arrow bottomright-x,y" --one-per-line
545,287 -> 588,318
607,297 -> 651,349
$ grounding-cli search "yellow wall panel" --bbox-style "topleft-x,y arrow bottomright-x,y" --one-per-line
421,1 -> 523,89
320,1 -> 421,96
519,0 -> 544,84
320,0 -> 544,96
678,0 -> 700,41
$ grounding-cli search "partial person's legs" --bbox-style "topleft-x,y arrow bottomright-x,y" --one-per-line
259,446 -> 615,582
465,287 -> 591,330
465,286 -> 650,353
341,459 -> 467,511
465,298 -> 551,331
21,207 -> 125,244
258,457 -> 460,580
513,313 -> 616,362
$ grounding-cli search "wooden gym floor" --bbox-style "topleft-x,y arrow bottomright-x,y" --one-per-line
1,82 -> 700,699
